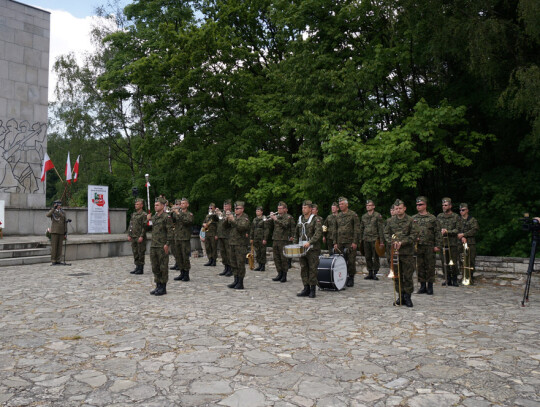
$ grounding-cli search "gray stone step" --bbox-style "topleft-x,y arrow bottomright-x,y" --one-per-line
0,255 -> 51,267
0,247 -> 50,259
0,242 -> 44,250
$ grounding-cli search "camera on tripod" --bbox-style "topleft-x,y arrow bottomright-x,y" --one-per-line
520,214 -> 540,232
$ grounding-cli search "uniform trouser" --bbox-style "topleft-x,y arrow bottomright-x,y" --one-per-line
394,254 -> 414,294
416,244 -> 436,283
170,241 -> 178,260
51,234 -> 64,262
363,240 -> 380,271
386,244 -> 391,268
205,235 -> 218,259
299,249 -> 320,285
150,247 -> 169,284
131,239 -> 146,266
218,238 -> 230,265
440,245 -> 459,278
273,241 -> 288,274
174,239 -> 191,271
230,244 -> 247,278
458,244 -> 476,277
338,243 -> 357,277
254,240 -> 266,264
326,238 -> 334,255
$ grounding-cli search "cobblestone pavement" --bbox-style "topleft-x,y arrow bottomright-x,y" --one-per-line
0,255 -> 539,407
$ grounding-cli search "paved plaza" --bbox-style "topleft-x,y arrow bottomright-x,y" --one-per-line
0,255 -> 539,407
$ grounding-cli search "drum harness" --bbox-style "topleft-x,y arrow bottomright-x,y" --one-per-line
297,214 -> 314,253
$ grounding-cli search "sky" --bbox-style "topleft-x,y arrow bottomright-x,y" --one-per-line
27,0 -> 131,101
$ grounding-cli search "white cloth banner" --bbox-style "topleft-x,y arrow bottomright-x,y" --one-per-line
88,185 -> 109,233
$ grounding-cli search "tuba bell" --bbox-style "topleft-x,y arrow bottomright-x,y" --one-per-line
461,242 -> 473,286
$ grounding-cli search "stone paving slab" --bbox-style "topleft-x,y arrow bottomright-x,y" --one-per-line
0,256 -> 539,406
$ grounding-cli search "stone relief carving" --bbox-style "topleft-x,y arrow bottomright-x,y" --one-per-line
0,118 -> 47,194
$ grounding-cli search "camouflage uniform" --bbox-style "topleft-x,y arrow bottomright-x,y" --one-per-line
384,206 -> 419,299
217,201 -> 232,272
412,207 -> 441,286
437,202 -> 461,284
458,204 -> 479,282
147,210 -> 173,286
294,212 -> 323,287
46,202 -> 66,264
203,208 -> 219,264
128,202 -> 147,270
171,207 -> 194,272
268,211 -> 294,280
227,211 -> 250,278
250,214 -> 269,267
333,208 -> 360,281
360,207 -> 384,277
323,212 -> 338,253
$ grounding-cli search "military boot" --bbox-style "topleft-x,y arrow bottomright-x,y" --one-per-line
259,264 -> 265,271
227,276 -> 239,288
155,283 -> 167,296
364,270 -> 373,280
442,276 -> 450,286
393,293 -> 403,306
204,258 -> 213,266
170,264 -> 179,270
150,284 -> 159,295
210,258 -> 216,266
297,285 -> 310,297
426,282 -> 434,295
272,272 -> 283,282
181,270 -> 190,282
133,265 -> 144,275
404,293 -> 413,307
373,270 -> 379,281
280,272 -> 287,283
254,264 -> 262,271
224,265 -> 233,276
417,282 -> 427,294
452,276 -> 459,287
287,259 -> 292,269
348,274 -> 355,287
130,265 -> 138,274
219,266 -> 228,276
174,270 -> 185,281
233,277 -> 244,290
309,285 -> 316,298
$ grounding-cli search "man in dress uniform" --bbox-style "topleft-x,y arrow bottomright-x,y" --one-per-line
458,203 -> 479,284
360,199 -> 385,280
46,200 -> 67,265
323,202 -> 339,254
384,199 -> 419,307
333,197 -> 361,287
226,201 -> 250,289
146,197 -> 173,296
250,206 -> 269,271
218,199 -> 233,276
413,196 -> 441,295
266,202 -> 294,282
203,203 -> 219,266
437,197 -> 461,287
171,198 -> 194,282
127,198 -> 147,274
295,201 -> 323,298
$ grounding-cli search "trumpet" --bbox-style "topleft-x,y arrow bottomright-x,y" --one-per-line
461,242 -> 473,286
389,234 -> 402,306
246,242 -> 255,270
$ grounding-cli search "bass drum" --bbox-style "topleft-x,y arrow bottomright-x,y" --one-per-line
317,255 -> 347,291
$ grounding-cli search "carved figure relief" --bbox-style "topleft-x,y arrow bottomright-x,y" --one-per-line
0,118 -> 47,194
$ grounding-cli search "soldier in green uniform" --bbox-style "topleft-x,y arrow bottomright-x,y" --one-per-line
385,204 -> 395,270
250,206 -> 269,271
384,199 -> 419,307
284,205 -> 295,269
226,201 -> 251,289
217,200 -> 233,276
360,199 -> 385,280
46,200 -> 67,265
171,198 -> 194,282
295,201 -> 323,298
146,197 -> 173,296
169,201 -> 179,271
333,197 -> 360,287
413,196 -> 441,295
311,203 -> 323,222
267,202 -> 293,282
323,202 -> 338,254
127,198 -> 147,274
437,197 -> 461,287
203,203 -> 219,266
458,203 -> 479,284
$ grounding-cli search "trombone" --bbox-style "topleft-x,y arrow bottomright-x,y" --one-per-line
389,234 -> 402,306
441,233 -> 454,287
461,242 -> 473,286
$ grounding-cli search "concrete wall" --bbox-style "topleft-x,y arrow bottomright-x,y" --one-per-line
0,0 -> 50,208
4,207 -> 128,235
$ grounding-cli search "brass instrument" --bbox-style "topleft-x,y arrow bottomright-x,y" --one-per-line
247,242 -> 255,270
202,210 -> 215,232
441,233 -> 454,287
461,242 -> 473,286
389,234 -> 402,306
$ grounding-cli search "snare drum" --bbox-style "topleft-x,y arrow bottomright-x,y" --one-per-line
283,242 -> 309,258
317,255 -> 347,290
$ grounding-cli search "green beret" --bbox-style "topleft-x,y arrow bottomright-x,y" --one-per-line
235,201 -> 245,208
366,199 -> 374,205
302,200 -> 313,206
332,202 -> 338,207
223,199 -> 232,205
156,197 -> 167,204
460,203 -> 468,209
394,199 -> 405,206
256,206 -> 263,211
278,201 -> 288,208
442,197 -> 452,204
416,196 -> 427,204
311,203 -> 318,209
135,198 -> 144,203
338,197 -> 348,203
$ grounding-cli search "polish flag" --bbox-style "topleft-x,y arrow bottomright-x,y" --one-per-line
65,152 -> 72,184
40,153 -> 54,182
73,155 -> 80,182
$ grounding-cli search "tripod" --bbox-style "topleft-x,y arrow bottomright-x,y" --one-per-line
521,229 -> 539,306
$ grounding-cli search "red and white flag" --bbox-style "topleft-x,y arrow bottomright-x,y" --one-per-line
65,152 -> 72,184
40,153 -> 54,182
73,155 -> 80,182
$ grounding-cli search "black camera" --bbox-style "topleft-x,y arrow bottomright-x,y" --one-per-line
521,214 -> 540,232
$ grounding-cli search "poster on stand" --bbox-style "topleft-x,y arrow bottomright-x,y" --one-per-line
88,185 -> 109,233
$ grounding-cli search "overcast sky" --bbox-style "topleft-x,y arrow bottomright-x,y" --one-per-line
29,0 -> 131,101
